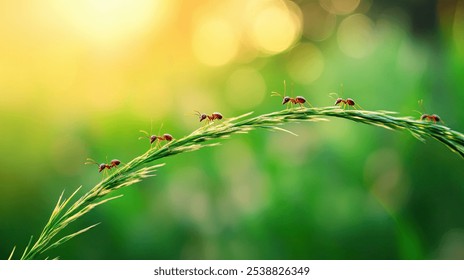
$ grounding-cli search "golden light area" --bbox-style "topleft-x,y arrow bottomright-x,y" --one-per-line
247,1 -> 302,54
286,43 -> 325,84
225,68 -> 266,110
192,17 -> 239,66
0,0 -> 183,121
128,81 -> 174,120
319,0 -> 361,15
337,14 -> 376,58
52,0 -> 167,47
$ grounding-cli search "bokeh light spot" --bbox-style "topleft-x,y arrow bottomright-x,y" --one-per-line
302,2 -> 337,41
248,1 -> 302,54
225,68 -> 266,110
337,13 -> 376,58
192,17 -> 239,66
286,43 -> 325,84
397,39 -> 428,78
319,0 -> 361,15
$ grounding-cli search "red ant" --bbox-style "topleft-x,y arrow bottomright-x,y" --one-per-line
420,114 -> 441,123
334,97 -> 356,108
139,123 -> 173,147
142,133 -> 173,144
85,158 -> 121,173
271,80 -> 311,108
195,111 -> 223,123
417,99 -> 442,124
329,85 -> 363,110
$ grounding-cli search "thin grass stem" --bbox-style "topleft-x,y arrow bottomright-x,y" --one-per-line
16,107 -> 464,259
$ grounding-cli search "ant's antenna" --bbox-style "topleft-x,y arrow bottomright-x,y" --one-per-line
84,158 -> 98,165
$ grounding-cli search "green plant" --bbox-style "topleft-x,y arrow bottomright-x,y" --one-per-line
11,106 -> 464,259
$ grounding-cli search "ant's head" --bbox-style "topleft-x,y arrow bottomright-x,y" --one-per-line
282,96 -> 291,105
195,111 -> 207,122
199,113 -> 207,122
420,114 -> 428,120
98,163 -> 106,173
150,135 -> 157,144
334,97 -> 343,106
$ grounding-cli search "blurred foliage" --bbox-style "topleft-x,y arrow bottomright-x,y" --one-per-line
0,0 -> 463,259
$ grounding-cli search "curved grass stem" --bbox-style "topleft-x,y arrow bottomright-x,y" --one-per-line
16,107 -> 464,259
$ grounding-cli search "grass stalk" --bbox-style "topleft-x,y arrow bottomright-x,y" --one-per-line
15,106 -> 464,259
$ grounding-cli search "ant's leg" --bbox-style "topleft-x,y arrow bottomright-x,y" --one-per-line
202,119 -> 211,126
102,168 -> 109,178
354,104 -> 364,110
200,119 -> 208,127
154,139 -> 161,149
112,164 -> 122,175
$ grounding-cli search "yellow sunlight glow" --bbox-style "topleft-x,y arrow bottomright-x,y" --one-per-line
248,1 -> 302,54
53,0 -> 161,46
192,17 -> 239,66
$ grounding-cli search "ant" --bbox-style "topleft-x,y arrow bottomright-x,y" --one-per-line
141,133 -> 173,144
421,114 -> 441,123
329,84 -> 363,110
195,111 -> 223,123
416,99 -> 442,124
139,123 -> 173,148
85,158 -> 121,173
271,80 -> 311,108
334,97 -> 356,108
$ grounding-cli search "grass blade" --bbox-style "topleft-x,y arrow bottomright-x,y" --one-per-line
15,106 -> 463,259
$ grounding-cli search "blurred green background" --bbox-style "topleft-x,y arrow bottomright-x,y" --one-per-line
1,0 -> 464,260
